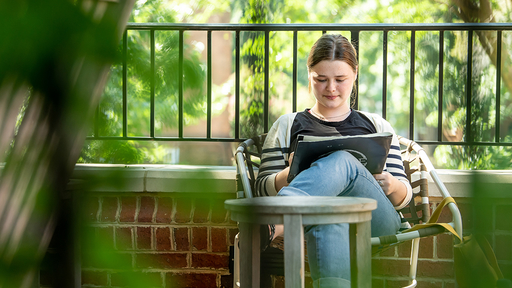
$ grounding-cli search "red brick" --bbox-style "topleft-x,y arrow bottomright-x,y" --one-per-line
166,273 -> 216,288
120,196 -> 137,222
101,197 -> 118,222
417,259 -> 454,278
437,201 -> 454,223
192,253 -> 229,269
437,233 -> 454,259
82,197 -> 99,222
81,270 -> 108,286
138,197 -> 155,223
156,197 -> 173,223
193,198 -> 211,223
375,245 -> 395,257
174,227 -> 190,251
372,258 -> 410,276
111,271 -> 162,287
495,234 -> 512,261
174,198 -> 192,223
136,253 -> 187,269
97,227 -> 114,250
397,240 -> 412,258
156,227 -> 172,251
116,227 -> 133,250
211,199 -> 227,223
192,227 -> 208,251
211,228 -> 227,252
137,227 -> 152,250
419,236 -> 434,258
444,281 -> 457,288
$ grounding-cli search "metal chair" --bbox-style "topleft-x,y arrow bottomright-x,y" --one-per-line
231,134 -> 463,288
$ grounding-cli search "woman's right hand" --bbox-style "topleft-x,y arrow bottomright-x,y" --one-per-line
274,152 -> 294,191
288,152 -> 294,167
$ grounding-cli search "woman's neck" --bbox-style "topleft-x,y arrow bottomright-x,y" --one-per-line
310,104 -> 351,122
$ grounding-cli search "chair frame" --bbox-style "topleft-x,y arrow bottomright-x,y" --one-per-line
232,134 -> 463,288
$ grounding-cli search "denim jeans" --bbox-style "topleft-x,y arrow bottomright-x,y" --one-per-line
277,150 -> 401,288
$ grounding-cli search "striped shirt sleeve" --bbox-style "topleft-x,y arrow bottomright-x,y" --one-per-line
382,123 -> 413,210
255,114 -> 295,197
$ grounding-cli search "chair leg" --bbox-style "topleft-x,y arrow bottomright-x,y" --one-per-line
233,234 -> 240,288
404,238 -> 420,288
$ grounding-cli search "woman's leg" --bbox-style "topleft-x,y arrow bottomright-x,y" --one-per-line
277,150 -> 401,288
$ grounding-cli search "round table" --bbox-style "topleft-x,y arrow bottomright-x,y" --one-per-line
225,196 -> 377,288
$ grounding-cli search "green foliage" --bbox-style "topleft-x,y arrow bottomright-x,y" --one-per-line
82,0 -> 512,169
80,1 -> 208,163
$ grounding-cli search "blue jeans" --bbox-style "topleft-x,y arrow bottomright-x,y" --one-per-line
278,150 -> 401,288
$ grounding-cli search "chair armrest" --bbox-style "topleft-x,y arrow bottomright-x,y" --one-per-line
235,139 -> 255,199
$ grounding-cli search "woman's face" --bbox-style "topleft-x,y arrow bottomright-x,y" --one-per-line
308,60 -> 356,112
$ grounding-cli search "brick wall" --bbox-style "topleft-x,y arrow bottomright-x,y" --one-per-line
77,193 -> 238,288
39,166 -> 512,288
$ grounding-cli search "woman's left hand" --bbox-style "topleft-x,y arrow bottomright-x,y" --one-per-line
373,171 -> 397,196
373,172 -> 407,207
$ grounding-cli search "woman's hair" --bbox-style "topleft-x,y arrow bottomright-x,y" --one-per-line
307,34 -> 358,73
307,34 -> 358,103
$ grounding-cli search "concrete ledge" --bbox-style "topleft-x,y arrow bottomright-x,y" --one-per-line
72,164 -> 237,193
428,169 -> 512,198
73,164 -> 512,197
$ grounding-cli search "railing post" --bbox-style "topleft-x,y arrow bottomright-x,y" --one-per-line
438,30 -> 444,142
351,29 -> 360,110
466,30 -> 473,145
496,30 -> 502,143
409,30 -> 415,140
382,30 -> 388,119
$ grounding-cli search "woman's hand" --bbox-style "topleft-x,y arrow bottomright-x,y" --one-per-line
288,152 -> 294,167
373,171 -> 407,206
372,171 -> 395,195
274,152 -> 294,192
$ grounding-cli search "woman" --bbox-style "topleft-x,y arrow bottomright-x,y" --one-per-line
255,34 -> 413,288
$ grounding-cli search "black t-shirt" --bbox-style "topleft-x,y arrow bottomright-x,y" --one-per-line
289,109 -> 377,153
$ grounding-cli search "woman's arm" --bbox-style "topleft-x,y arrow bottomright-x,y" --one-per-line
255,114 -> 295,196
373,172 -> 408,207
274,153 -> 294,192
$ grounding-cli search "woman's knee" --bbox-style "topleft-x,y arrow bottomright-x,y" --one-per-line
315,150 -> 364,172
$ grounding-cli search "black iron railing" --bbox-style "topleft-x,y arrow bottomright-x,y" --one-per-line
88,23 -> 512,147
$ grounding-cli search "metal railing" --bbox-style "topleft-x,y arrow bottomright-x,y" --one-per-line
88,23 -> 512,147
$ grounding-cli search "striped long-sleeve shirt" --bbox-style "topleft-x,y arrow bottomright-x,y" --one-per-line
255,109 -> 413,210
